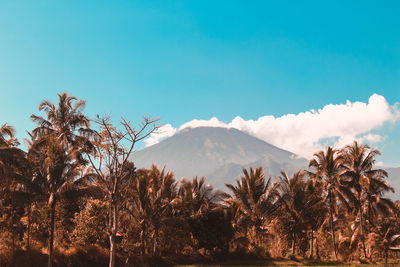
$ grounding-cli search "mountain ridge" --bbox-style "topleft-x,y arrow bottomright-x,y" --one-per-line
133,126 -> 307,186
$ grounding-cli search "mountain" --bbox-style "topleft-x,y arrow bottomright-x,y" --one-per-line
386,167 -> 400,200
133,127 -> 307,189
132,127 -> 400,200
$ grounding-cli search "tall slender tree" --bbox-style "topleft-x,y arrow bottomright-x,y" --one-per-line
0,147 -> 40,253
309,147 -> 353,260
0,135 -> 26,257
30,92 -> 96,267
225,167 -> 280,248
123,165 -> 177,256
0,126 -> 39,255
277,170 -> 327,256
341,141 -> 394,258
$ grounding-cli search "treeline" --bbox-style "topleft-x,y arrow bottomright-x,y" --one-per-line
0,92 -> 399,267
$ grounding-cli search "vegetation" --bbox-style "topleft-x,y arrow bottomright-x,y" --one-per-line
0,92 -> 399,267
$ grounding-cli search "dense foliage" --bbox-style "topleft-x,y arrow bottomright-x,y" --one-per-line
0,93 -> 399,267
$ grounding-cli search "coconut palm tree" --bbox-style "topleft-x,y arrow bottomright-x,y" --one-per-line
0,123 -> 18,148
304,179 -> 328,259
30,92 -> 96,267
0,126 -> 41,254
341,141 -> 394,258
178,176 -> 221,217
277,170 -> 307,255
30,92 -> 97,148
28,136 -> 91,267
378,201 -> 400,264
225,167 -> 280,248
123,165 -> 177,256
309,147 -> 353,260
364,201 -> 400,263
277,170 -> 327,256
175,176 -> 226,253
0,145 -> 29,256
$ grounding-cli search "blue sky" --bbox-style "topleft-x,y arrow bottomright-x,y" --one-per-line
0,1 -> 399,164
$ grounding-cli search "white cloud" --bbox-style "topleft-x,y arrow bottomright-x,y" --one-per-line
375,161 -> 400,168
357,133 -> 384,144
144,124 -> 177,147
375,161 -> 386,167
178,117 -> 228,130
145,94 -> 399,159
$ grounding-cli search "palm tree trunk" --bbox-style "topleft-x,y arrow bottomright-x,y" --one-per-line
292,234 -> 296,255
11,226 -> 15,260
27,204 -> 31,252
385,248 -> 388,265
153,228 -> 159,256
140,220 -> 147,256
316,237 -> 320,260
310,230 -> 314,259
358,197 -> 367,258
328,205 -> 338,260
153,238 -> 157,255
48,199 -> 56,267
140,229 -> 145,256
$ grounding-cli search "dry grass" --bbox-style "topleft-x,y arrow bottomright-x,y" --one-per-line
175,259 -> 400,267
0,245 -> 110,267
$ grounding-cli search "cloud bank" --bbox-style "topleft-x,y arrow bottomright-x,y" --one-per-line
145,94 -> 399,159
144,124 -> 177,147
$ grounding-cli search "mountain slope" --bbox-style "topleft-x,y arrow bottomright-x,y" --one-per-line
133,127 -> 307,188
208,155 -> 303,189
386,167 -> 400,200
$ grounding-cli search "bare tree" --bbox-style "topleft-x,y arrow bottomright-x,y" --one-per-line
88,115 -> 159,267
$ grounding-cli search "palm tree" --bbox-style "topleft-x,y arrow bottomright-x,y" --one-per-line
30,92 -> 96,148
176,176 -> 229,253
28,136 -> 91,266
178,176 -> 221,217
0,124 -> 20,193
375,201 -> 400,264
309,147 -> 353,260
277,170 -> 306,255
0,145 -> 28,256
123,165 -> 177,256
341,141 -> 394,258
277,170 -> 327,256
304,179 -> 328,259
0,126 -> 41,254
0,123 -> 18,148
30,92 -> 95,267
225,167 -> 280,248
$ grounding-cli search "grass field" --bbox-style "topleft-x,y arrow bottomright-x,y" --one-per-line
175,259 -> 400,267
